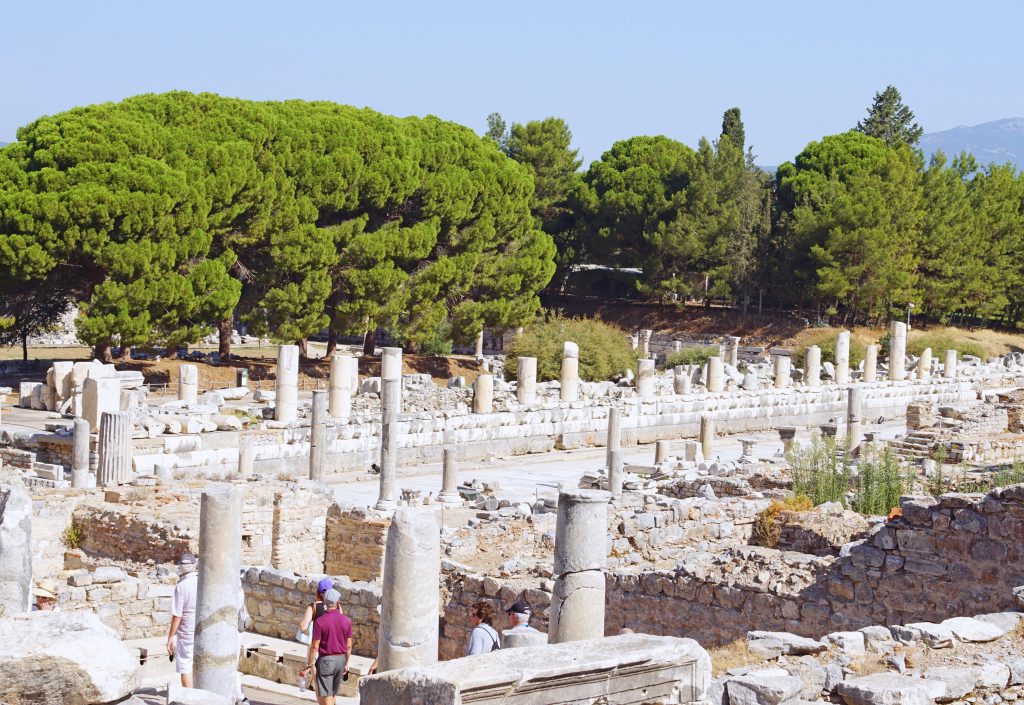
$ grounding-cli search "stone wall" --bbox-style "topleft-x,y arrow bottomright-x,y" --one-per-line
241,567 -> 380,657
57,567 -> 173,640
29,489 -> 92,577
75,504 -> 195,564
324,506 -> 389,582
605,485 -> 1024,646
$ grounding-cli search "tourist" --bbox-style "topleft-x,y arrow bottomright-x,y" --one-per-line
31,578 -> 61,611
298,578 -> 333,644
299,588 -> 352,705
465,601 -> 500,655
505,599 -> 539,634
167,553 -> 198,687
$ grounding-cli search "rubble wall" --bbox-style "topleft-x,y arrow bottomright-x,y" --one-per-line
324,507 -> 389,582
58,570 -> 173,640
241,567 -> 380,657
30,490 -> 92,577
606,485 -> 1024,646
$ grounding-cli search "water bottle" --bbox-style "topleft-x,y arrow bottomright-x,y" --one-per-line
298,674 -> 309,692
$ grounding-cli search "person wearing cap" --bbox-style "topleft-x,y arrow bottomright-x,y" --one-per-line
299,588 -> 352,705
167,553 -> 199,687
31,578 -> 61,612
465,601 -> 500,655
298,578 -> 334,644
505,599 -> 539,633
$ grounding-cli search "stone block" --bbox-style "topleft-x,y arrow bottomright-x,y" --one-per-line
727,671 -> 803,705
836,673 -> 946,705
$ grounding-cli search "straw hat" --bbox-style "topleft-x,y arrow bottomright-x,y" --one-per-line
32,578 -> 60,600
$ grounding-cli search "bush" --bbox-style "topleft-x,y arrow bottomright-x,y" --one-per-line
417,321 -> 454,357
665,345 -> 719,369
851,446 -> 914,516
789,435 -> 851,506
907,332 -> 985,360
60,521 -> 84,550
790,330 -> 868,369
751,494 -> 814,548
506,313 -> 637,382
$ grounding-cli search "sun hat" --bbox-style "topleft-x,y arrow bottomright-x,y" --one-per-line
317,578 -> 334,593
33,578 -> 59,600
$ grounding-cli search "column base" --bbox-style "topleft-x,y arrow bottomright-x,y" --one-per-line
437,492 -> 462,506
374,499 -> 397,511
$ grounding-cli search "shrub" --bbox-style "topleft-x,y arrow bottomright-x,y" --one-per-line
60,521 -> 84,550
791,330 -> 868,369
417,321 -> 454,357
906,332 -> 985,360
506,313 -> 637,382
789,435 -> 851,506
665,345 -> 719,369
851,446 -> 914,516
751,494 -> 814,548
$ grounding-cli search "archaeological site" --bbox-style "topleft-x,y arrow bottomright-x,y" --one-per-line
1,322 -> 1023,705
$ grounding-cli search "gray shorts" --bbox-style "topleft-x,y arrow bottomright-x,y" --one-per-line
315,654 -> 347,696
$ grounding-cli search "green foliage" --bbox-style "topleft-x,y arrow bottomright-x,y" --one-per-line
665,345 -> 719,368
791,330 -> 868,368
505,313 -> 637,383
751,494 -> 813,548
721,108 -> 746,151
907,333 -> 985,360
855,85 -> 924,147
60,521 -> 84,550
0,281 -> 73,359
789,435 -> 851,506
851,446 -> 913,516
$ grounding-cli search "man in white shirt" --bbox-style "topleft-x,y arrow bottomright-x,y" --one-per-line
166,554 -> 198,687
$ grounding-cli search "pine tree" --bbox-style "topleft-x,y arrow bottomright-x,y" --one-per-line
855,85 -> 924,147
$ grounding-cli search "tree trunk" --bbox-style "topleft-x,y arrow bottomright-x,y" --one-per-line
362,329 -> 376,356
326,329 -> 337,357
118,345 -> 132,361
21,333 -> 28,361
94,341 -> 112,363
298,338 -> 309,359
165,343 -> 178,359
218,318 -> 233,359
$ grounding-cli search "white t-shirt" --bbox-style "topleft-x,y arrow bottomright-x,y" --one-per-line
172,572 -> 198,643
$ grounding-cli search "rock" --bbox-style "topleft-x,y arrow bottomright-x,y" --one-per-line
941,616 -> 1005,642
748,631 -> 826,655
836,673 -> 946,705
783,656 -> 828,700
1014,585 -> 1024,609
210,414 -> 244,431
253,389 -> 276,402
0,612 -> 140,705
824,662 -> 845,692
859,625 -> 895,653
747,637 -> 785,660
727,672 -> 804,705
1006,656 -> 1024,686
974,612 -> 1024,632
895,622 -> 954,649
217,386 -> 250,400
825,631 -> 866,657
923,667 -> 976,702
0,479 -> 32,614
167,681 -> 232,705
698,483 -> 717,500
975,662 -> 1010,689
91,566 -> 128,584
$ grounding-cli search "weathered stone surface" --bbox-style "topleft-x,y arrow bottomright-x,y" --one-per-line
727,672 -> 804,705
836,673 -> 945,705
748,631 -> 826,655
360,634 -> 710,705
940,616 -> 1005,642
922,667 -> 974,702
894,622 -> 954,648
975,662 -> 1010,689
973,611 -> 1024,632
1013,584 -> 1024,609
167,681 -> 232,705
0,612 -> 140,705
859,626 -> 895,653
782,657 -> 828,701
0,479 -> 32,614
825,630 -> 866,657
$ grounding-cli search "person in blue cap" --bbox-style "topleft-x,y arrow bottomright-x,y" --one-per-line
299,578 -> 335,644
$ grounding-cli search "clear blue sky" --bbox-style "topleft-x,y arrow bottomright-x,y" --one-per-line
3,1 -> 1023,166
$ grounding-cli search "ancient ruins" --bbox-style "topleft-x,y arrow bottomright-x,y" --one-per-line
1,323 -> 1023,705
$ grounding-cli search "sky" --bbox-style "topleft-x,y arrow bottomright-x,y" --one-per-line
3,1 -> 1024,166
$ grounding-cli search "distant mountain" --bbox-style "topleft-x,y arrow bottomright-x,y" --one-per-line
920,118 -> 1024,170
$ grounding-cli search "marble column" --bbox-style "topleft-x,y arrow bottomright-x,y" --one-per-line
560,342 -> 579,402
605,406 -> 621,469
472,374 -> 493,414
636,359 -> 656,399
517,357 -> 537,405
309,390 -> 328,483
377,508 -> 441,671
773,355 -> 791,389
804,346 -> 821,387
274,344 -> 299,423
178,364 -> 198,404
705,356 -> 724,393
863,344 -> 878,383
673,366 -> 691,394
847,386 -> 863,456
238,436 -> 255,477
381,347 -> 403,381
726,336 -> 740,367
97,411 -> 131,487
655,440 -> 670,463
71,417 -> 91,488
944,349 -> 958,379
82,377 -> 121,432
549,489 -> 610,644
888,321 -> 907,382
607,449 -> 623,499
474,330 -> 484,358
699,414 -> 715,460
638,329 -> 652,359
193,486 -> 243,700
438,447 -> 461,505
376,378 -> 400,511
329,352 -> 354,420
918,347 -> 932,380
835,331 -> 851,385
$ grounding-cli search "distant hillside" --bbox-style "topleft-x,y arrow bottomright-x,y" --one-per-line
920,118 -> 1024,170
